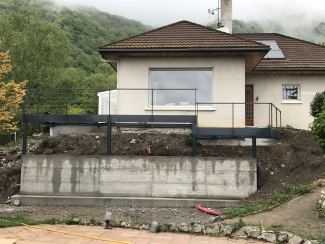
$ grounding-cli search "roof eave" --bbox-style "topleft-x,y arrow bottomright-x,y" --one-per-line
253,67 -> 325,74
98,47 -> 270,54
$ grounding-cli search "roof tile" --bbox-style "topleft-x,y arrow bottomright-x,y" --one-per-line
101,20 -> 266,50
237,33 -> 325,71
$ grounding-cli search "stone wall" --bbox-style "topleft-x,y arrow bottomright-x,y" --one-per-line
20,155 -> 257,199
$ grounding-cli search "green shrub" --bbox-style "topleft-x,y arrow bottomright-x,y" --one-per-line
311,111 -> 325,150
310,91 -> 325,118
233,219 -> 246,232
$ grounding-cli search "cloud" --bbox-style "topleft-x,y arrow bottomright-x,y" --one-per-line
50,0 -> 325,27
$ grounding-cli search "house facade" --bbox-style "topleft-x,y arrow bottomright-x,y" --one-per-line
98,20 -> 325,130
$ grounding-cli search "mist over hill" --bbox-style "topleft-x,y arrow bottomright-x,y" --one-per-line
225,20 -> 325,44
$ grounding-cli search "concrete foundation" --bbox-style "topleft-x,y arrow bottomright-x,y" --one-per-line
16,155 -> 257,207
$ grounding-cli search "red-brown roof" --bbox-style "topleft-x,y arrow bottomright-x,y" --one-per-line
237,33 -> 325,72
99,20 -> 267,50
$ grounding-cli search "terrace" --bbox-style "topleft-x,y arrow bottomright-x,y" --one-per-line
21,88 -> 282,157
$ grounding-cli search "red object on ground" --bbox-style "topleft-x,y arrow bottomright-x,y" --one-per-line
195,203 -> 223,216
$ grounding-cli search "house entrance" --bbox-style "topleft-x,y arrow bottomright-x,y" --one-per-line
245,85 -> 254,126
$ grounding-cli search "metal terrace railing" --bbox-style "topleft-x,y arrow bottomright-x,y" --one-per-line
23,88 -> 198,118
22,88 -> 282,128
195,102 -> 282,128
21,88 -> 283,157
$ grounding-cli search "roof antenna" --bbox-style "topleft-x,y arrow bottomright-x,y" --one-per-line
208,0 -> 223,28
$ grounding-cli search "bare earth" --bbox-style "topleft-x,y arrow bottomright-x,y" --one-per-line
225,186 -> 325,235
0,225 -> 263,244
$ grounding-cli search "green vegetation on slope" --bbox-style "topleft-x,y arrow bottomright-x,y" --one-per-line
0,0 -> 149,91
222,185 -> 312,219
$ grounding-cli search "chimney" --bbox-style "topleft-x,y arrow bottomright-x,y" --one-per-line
220,0 -> 233,33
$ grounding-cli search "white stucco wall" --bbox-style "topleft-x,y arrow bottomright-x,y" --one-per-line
247,74 -> 325,130
116,56 -> 246,127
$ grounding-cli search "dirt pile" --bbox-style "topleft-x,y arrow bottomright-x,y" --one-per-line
0,152 -> 21,203
1,129 -> 324,201
33,129 -> 325,197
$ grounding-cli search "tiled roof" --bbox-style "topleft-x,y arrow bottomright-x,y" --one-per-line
237,33 -> 325,71
100,20 -> 267,50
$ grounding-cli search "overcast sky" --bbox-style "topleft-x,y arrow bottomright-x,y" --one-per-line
53,0 -> 325,27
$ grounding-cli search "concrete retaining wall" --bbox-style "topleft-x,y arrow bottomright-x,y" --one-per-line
20,155 -> 257,200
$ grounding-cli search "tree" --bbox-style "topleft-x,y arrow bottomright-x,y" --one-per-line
310,91 -> 325,118
310,91 -> 325,151
0,2 -> 70,90
0,51 -> 27,133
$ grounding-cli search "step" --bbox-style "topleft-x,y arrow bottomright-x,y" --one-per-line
12,195 -> 240,208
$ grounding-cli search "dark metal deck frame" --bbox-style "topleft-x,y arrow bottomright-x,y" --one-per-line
22,114 -> 278,158
22,88 -> 283,159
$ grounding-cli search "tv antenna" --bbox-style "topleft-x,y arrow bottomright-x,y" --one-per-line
208,0 -> 223,28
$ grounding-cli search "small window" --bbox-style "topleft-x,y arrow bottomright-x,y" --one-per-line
282,85 -> 300,100
149,69 -> 213,107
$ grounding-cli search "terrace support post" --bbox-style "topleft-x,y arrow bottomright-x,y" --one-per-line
151,89 -> 154,122
106,122 -> 112,155
191,122 -> 197,156
252,136 -> 257,159
22,121 -> 28,155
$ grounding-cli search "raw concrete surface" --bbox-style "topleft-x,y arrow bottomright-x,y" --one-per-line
0,225 -> 264,244
20,155 -> 256,201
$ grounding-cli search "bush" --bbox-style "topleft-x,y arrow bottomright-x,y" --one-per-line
311,111 -> 325,150
310,91 -> 325,118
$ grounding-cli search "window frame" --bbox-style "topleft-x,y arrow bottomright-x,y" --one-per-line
148,68 -> 214,109
282,84 -> 301,102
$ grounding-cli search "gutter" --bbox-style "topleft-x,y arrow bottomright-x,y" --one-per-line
255,67 -> 325,72
98,47 -> 270,53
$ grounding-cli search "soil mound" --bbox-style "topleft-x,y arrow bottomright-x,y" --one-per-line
1,128 -> 324,202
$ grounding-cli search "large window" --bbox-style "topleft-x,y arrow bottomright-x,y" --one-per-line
149,69 -> 213,107
282,84 -> 300,100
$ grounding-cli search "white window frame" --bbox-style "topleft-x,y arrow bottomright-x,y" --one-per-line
147,68 -> 214,110
282,84 -> 302,103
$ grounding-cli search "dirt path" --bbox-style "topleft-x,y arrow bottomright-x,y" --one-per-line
0,225 -> 263,244
225,187 -> 325,235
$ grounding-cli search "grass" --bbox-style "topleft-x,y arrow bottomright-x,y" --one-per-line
0,215 -> 73,228
222,185 -> 312,219
0,215 -> 38,228
303,233 -> 325,244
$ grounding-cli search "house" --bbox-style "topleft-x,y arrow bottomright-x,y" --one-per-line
14,0 -> 325,207
98,3 -> 325,130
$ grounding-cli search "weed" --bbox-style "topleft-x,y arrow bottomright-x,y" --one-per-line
316,190 -> 325,217
222,185 -> 312,219
185,135 -> 193,146
232,219 -> 246,232
89,218 -> 97,225
41,218 -> 62,225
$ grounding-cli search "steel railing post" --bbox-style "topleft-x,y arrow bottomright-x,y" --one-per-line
107,121 -> 112,155
276,107 -> 278,127
252,137 -> 257,158
151,89 -> 154,122
271,104 -> 273,128
22,121 -> 27,155
268,104 -> 271,127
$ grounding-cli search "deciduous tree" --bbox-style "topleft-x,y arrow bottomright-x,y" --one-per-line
0,51 -> 27,133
